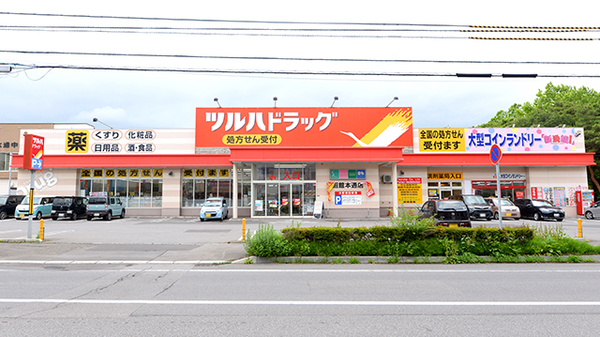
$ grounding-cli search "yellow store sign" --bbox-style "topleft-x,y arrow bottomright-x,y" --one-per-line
418,128 -> 466,152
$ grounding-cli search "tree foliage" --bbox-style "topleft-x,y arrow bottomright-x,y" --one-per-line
480,82 -> 600,194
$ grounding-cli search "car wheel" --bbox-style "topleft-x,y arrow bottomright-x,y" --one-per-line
87,216 -> 92,221
106,212 -> 112,221
494,212 -> 499,220
514,217 -> 520,220
35,212 -> 43,220
0,211 -> 7,220
51,216 -> 57,221
585,211 -> 594,220
120,209 -> 126,219
557,219 -> 563,222
533,212 -> 541,221
200,218 -> 205,222
72,213 -> 78,221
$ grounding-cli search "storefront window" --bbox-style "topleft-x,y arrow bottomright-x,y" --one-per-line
128,179 -> 140,207
79,169 -> 162,208
181,167 -> 233,207
194,180 -> 206,206
472,180 -> 527,200
182,180 -> 194,207
254,164 -> 265,180
153,180 -> 163,207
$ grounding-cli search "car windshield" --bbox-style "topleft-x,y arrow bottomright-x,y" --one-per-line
53,198 -> 72,206
89,197 -> 107,205
20,197 -> 42,205
462,196 -> 486,205
438,201 -> 466,210
204,200 -> 222,207
532,200 -> 554,207
496,199 -> 514,206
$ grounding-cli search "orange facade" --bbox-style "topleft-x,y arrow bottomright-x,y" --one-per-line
195,107 -> 413,148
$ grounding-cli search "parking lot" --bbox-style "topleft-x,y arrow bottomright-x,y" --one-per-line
1,215 -> 599,243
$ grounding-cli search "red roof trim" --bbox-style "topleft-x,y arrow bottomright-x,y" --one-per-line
10,150 -> 594,168
10,154 -> 232,168
228,146 -> 404,162
400,152 -> 596,166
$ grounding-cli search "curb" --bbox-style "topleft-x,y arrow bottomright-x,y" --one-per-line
250,255 -> 600,264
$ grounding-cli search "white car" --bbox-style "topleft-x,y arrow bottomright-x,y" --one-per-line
199,197 -> 229,221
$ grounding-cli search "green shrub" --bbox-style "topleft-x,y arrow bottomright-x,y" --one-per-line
245,224 -> 291,257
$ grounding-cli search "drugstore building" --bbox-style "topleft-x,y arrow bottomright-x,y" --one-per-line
10,107 -> 595,218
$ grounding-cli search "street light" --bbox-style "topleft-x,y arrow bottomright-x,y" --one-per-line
92,118 -> 114,129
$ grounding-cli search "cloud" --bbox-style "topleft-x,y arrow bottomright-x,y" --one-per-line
74,106 -> 127,127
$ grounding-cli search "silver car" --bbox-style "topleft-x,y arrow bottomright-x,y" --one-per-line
584,201 -> 600,219
485,197 -> 521,220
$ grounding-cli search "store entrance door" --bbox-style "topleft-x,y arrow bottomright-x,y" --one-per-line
279,183 -> 303,217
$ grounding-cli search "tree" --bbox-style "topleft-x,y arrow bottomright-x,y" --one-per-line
480,82 -> 600,195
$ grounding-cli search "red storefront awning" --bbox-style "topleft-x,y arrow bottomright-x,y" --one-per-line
10,154 -> 233,168
228,146 -> 404,163
400,152 -> 596,166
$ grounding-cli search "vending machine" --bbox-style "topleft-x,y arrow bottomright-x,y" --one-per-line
576,190 -> 594,215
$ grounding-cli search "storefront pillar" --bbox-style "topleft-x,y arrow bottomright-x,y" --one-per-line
232,162 -> 238,219
392,162 -> 398,216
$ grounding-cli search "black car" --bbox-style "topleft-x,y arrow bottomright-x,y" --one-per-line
513,198 -> 565,222
51,196 -> 88,220
450,195 -> 493,221
0,195 -> 26,220
419,199 -> 472,227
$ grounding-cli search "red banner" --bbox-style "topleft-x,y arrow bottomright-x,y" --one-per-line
196,107 -> 412,147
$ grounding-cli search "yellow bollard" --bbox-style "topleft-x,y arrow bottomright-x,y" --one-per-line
578,218 -> 583,238
242,218 -> 247,242
39,219 -> 45,241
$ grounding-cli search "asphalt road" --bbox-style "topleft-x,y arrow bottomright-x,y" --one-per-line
2,216 -> 600,336
1,263 -> 600,336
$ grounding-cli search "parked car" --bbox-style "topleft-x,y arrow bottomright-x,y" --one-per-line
513,198 -> 565,222
51,196 -> 88,220
450,195 -> 493,221
86,196 -> 126,221
0,195 -> 26,220
15,196 -> 54,220
485,197 -> 521,220
584,201 -> 600,219
418,199 -> 471,227
200,197 -> 228,221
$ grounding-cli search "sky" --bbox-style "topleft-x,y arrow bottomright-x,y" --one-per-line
1,0 -> 600,130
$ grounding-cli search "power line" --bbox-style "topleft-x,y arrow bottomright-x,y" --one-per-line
5,63 -> 599,78
0,11 -> 471,27
1,49 -> 599,65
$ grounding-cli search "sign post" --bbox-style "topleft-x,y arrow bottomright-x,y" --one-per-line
490,144 -> 503,229
23,134 -> 44,239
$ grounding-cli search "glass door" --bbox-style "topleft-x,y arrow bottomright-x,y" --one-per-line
267,183 -> 279,216
280,184 -> 290,216
292,184 -> 302,216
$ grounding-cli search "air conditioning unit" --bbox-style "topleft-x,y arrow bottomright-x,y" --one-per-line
381,174 -> 392,184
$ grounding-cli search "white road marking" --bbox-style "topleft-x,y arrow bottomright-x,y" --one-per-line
0,298 -> 599,306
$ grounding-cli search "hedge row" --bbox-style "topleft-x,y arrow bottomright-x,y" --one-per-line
281,226 -> 535,245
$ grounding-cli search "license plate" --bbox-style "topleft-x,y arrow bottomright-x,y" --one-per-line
94,213 -> 100,217
449,224 -> 458,228
554,213 -> 560,217
19,214 -> 25,217
479,213 -> 486,217
58,213 -> 65,217
506,213 -> 512,217
206,214 -> 211,217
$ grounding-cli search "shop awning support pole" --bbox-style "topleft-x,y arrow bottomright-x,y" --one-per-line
392,162 -> 398,217
232,163 -> 238,219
